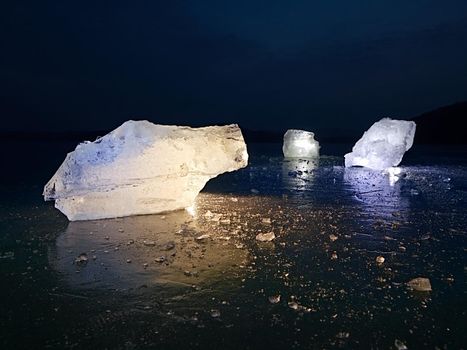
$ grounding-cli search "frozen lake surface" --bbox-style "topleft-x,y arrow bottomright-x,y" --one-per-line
1,141 -> 466,349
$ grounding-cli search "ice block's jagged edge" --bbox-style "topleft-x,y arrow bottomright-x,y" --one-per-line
282,129 -> 320,159
44,121 -> 248,221
344,118 -> 416,170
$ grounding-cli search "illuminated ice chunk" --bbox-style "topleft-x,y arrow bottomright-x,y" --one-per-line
282,129 -> 319,158
344,118 -> 416,170
43,120 -> 248,221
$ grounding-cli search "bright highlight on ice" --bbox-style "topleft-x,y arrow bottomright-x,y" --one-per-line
43,121 -> 248,221
344,118 -> 416,171
386,167 -> 402,186
282,129 -> 319,158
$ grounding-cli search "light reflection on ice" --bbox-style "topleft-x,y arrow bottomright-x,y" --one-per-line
49,206 -> 249,291
185,204 -> 196,217
343,167 -> 410,218
281,158 -> 318,191
386,167 -> 402,186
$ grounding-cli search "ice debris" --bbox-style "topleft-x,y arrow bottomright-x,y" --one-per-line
407,277 -> 432,292
43,121 -> 248,221
283,129 -> 319,158
74,253 -> 88,266
255,232 -> 276,242
375,256 -> 385,264
345,118 -> 416,170
268,295 -> 281,304
394,339 -> 408,350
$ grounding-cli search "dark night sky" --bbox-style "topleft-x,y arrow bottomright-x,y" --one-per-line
1,1 -> 467,134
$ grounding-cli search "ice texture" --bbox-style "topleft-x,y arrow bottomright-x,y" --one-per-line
43,120 -> 248,221
282,129 -> 319,158
344,118 -> 416,170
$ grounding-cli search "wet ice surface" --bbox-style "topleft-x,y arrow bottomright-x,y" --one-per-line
1,143 -> 467,349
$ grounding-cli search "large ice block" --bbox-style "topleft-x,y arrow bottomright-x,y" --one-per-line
282,129 -> 319,158
43,120 -> 248,221
344,118 -> 416,170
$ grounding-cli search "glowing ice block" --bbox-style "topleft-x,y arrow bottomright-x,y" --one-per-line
344,118 -> 416,170
43,120 -> 248,221
282,129 -> 319,158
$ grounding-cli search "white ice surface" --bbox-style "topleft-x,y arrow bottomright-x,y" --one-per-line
282,129 -> 319,158
43,121 -> 248,221
344,118 -> 416,170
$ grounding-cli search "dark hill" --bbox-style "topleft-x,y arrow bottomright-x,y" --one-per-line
412,101 -> 466,144
1,102 -> 466,144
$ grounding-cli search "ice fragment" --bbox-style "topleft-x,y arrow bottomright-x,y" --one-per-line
283,129 -> 319,158
345,118 -> 416,170
43,121 -> 248,221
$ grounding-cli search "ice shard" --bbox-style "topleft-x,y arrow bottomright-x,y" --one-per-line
344,118 -> 416,170
282,129 -> 319,158
43,120 -> 248,221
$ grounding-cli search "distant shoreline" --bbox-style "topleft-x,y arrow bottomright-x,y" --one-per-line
1,101 -> 466,144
